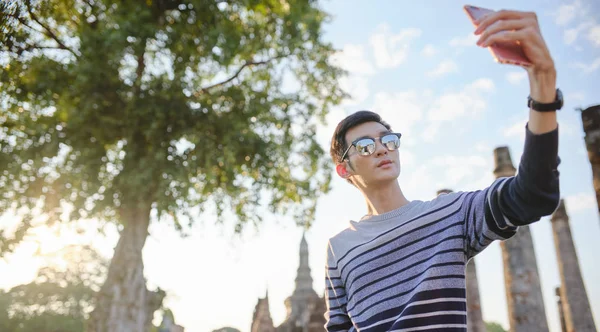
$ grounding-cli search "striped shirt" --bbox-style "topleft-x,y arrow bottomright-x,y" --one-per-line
324,125 -> 560,332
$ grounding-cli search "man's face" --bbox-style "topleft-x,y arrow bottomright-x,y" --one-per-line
337,121 -> 401,187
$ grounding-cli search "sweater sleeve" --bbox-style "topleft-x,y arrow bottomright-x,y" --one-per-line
497,124 -> 561,226
462,124 -> 560,259
324,242 -> 354,332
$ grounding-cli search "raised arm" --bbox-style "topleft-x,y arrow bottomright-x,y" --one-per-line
475,9 -> 558,134
463,9 -> 561,257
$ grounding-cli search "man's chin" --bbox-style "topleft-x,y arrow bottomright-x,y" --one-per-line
372,173 -> 400,185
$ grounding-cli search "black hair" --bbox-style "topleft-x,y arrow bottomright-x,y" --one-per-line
329,110 -> 391,164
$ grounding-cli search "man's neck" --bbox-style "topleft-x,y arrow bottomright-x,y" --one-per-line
362,181 -> 410,216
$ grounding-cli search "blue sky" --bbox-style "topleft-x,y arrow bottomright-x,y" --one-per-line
1,1 -> 599,331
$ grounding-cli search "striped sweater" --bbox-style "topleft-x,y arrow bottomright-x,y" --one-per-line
324,125 -> 560,332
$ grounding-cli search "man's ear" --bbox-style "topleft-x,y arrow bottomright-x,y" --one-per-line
336,163 -> 351,179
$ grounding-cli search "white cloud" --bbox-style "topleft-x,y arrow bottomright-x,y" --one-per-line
564,193 -> 597,213
588,25 -> 600,47
330,43 -> 377,108
369,24 -> 422,69
315,107 -> 347,150
366,78 -> 494,146
559,122 -> 578,137
400,149 -> 415,167
422,78 -> 494,141
431,155 -> 489,185
330,44 -> 376,75
502,116 -> 577,140
475,141 -> 492,153
572,57 -> 600,73
565,91 -> 585,102
564,21 -> 595,45
564,28 -> 579,45
371,90 -> 425,143
427,78 -> 494,122
421,123 -> 441,143
552,0 -> 582,26
427,59 -> 459,78
506,71 -> 528,85
449,33 -> 478,47
468,78 -> 495,91
339,76 -> 370,106
400,151 -> 494,200
502,118 -> 528,140
551,0 -> 600,48
421,44 -> 437,57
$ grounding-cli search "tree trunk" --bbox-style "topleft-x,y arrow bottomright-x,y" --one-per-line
87,206 -> 165,332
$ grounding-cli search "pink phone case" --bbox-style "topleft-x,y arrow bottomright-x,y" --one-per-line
463,5 -> 532,67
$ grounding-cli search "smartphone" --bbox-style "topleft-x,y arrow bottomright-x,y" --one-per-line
463,5 -> 532,67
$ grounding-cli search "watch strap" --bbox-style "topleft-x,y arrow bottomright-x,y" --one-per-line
527,88 -> 563,112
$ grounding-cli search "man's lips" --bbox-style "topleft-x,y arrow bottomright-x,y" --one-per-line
377,160 -> 393,167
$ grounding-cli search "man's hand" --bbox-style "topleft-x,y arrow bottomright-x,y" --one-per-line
474,10 -> 556,104
474,9 -> 557,134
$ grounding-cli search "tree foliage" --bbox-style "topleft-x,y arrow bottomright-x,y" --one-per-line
1,0 -> 345,330
485,322 -> 508,332
212,328 -> 241,332
0,245 -> 107,332
0,0 -> 346,253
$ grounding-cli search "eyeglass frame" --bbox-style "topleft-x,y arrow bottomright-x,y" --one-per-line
339,132 -> 402,163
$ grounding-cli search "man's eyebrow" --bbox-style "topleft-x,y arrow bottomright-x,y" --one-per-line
352,130 -> 392,142
352,134 -> 372,142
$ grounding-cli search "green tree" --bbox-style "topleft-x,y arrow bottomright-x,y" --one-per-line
212,328 -> 241,332
486,322 -> 508,332
0,244 -> 107,332
0,0 -> 345,331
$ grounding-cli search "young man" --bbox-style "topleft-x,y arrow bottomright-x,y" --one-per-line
324,9 -> 562,332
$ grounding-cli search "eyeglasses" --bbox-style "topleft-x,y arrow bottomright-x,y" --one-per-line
340,133 -> 402,162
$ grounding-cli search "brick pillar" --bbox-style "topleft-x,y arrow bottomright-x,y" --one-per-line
580,104 -> 600,221
551,200 -> 597,332
437,189 -> 486,332
493,147 -> 549,332
556,287 -> 568,332
465,259 -> 486,332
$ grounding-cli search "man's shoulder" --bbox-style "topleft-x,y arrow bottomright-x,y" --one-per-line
432,190 -> 465,202
328,225 -> 355,245
417,191 -> 467,213
326,222 -> 365,259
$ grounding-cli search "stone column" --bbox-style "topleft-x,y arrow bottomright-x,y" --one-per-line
493,147 -> 549,332
556,287 -> 568,332
551,200 -> 597,332
250,290 -> 276,332
438,189 -> 486,332
580,104 -> 600,220
465,259 -> 486,332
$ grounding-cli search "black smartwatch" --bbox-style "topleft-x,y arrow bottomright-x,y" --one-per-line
527,88 -> 563,112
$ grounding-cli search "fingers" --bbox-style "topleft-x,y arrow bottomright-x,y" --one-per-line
479,28 -> 533,47
474,10 -> 536,34
477,18 -> 536,46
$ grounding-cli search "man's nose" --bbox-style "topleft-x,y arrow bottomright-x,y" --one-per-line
374,140 -> 388,157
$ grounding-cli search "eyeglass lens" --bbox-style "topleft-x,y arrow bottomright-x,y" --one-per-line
355,134 -> 400,156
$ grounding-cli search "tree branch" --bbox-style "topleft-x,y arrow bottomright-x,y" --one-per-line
197,54 -> 289,95
25,1 -> 79,57
132,39 -> 148,97
19,44 -> 73,52
9,13 -> 45,35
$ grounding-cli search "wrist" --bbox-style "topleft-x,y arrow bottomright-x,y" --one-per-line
528,68 -> 557,103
